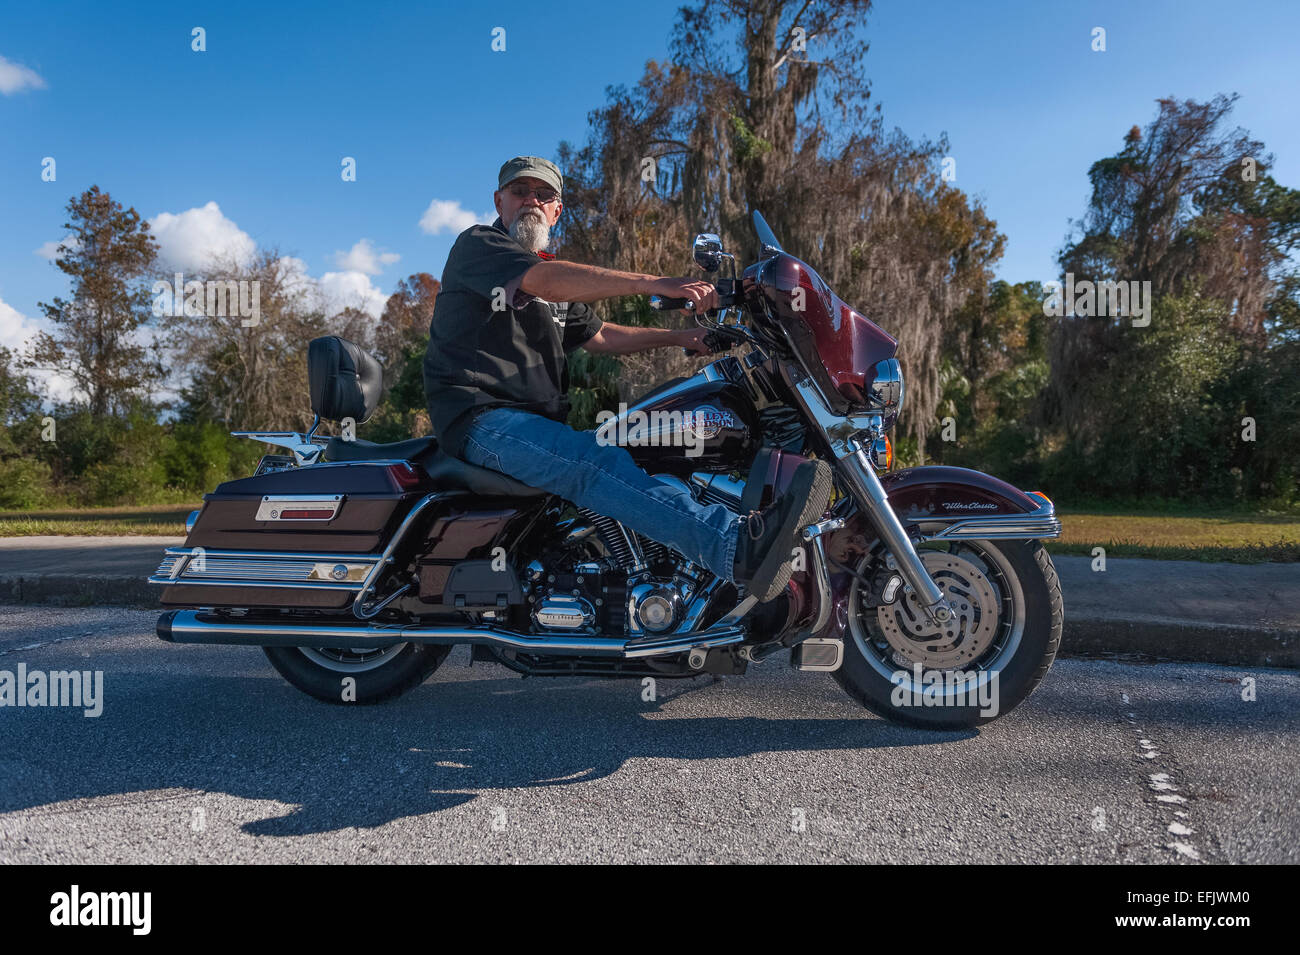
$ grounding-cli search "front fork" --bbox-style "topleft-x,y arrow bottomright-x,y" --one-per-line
834,449 -> 952,623
790,377 -> 954,626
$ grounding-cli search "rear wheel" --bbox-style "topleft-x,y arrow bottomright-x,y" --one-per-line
263,642 -> 452,704
833,538 -> 1063,728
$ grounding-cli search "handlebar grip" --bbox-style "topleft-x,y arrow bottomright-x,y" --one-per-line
649,295 -> 692,311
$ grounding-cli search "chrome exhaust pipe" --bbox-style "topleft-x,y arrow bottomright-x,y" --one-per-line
157,610 -> 745,659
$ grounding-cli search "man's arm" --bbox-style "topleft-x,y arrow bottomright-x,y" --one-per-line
518,260 -> 719,313
582,321 -> 709,355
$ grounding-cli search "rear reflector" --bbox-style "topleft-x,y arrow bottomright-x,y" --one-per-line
387,463 -> 422,490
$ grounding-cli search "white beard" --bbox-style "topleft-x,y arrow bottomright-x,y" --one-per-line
509,208 -> 551,253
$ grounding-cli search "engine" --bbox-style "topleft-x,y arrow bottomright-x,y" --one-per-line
523,503 -> 716,637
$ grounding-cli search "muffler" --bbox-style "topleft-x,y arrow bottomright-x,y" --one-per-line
157,610 -> 744,659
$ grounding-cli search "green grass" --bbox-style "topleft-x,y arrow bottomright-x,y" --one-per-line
2,503 -> 1297,562
0,504 -> 196,537
1046,510 -> 1300,563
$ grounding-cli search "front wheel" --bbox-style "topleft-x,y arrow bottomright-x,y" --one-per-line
263,642 -> 452,704
833,538 -> 1063,728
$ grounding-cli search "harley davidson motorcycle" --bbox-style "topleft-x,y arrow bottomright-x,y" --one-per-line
152,211 -> 1063,728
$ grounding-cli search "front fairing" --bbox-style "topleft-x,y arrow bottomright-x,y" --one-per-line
743,252 -> 897,413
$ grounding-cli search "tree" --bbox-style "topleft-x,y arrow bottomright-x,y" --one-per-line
27,186 -> 162,416
168,249 -> 330,431
1057,95 -> 1300,343
374,272 -> 439,380
1045,96 -> 1300,502
555,0 -> 1005,453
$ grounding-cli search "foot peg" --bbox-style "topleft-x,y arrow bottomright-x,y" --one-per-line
792,637 -> 843,672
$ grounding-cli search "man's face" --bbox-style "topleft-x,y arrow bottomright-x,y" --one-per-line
494,176 -> 563,231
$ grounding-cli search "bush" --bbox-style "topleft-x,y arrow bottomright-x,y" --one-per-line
0,457 -> 56,509
81,458 -> 167,506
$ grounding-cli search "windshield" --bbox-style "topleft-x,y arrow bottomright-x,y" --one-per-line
752,210 -> 783,256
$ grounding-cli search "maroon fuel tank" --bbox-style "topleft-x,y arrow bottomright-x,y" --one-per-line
600,362 -> 759,476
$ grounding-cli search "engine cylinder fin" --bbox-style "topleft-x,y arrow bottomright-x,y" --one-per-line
577,508 -> 646,572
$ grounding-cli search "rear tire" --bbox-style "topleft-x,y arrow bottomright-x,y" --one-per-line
263,642 -> 452,704
833,539 -> 1063,728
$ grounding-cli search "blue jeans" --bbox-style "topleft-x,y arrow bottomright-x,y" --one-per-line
458,407 -> 741,581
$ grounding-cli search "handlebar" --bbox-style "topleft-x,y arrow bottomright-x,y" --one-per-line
647,281 -> 748,356
681,325 -> 751,357
648,280 -> 742,314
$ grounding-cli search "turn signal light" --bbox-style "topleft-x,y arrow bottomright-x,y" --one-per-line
868,436 -> 893,471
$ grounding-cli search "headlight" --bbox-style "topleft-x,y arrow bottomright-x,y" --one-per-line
868,358 -> 903,425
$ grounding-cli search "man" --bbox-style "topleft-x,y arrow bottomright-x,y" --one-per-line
424,155 -> 830,603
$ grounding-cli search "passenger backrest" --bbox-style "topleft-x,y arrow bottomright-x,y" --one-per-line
307,336 -> 384,423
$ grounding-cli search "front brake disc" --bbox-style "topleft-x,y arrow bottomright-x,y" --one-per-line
874,550 -> 1000,669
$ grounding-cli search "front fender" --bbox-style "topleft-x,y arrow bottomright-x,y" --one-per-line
880,465 -> 1042,521
809,465 -> 1056,638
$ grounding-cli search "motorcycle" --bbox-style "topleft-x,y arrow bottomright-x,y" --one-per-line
152,211 -> 1063,728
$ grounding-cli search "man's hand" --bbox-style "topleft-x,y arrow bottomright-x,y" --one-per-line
678,328 -> 714,356
646,277 -> 720,315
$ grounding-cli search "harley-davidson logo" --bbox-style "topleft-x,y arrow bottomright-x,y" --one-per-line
689,405 -> 735,440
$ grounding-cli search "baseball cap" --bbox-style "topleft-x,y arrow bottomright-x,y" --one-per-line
497,156 -> 563,196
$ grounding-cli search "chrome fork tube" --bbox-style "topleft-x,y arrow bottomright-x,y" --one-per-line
838,449 -> 949,619
788,374 -> 953,625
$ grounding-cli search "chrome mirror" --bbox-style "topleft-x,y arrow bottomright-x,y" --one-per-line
693,233 -> 724,273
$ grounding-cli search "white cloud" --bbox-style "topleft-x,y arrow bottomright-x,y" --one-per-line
419,199 -> 493,235
149,201 -> 256,273
34,234 -> 81,261
317,270 -> 387,319
332,238 -> 400,276
267,257 -> 387,320
0,296 -> 78,404
0,55 -> 46,95
0,296 -> 40,350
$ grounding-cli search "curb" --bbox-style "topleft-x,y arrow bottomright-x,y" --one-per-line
2,573 -> 1298,669
1,575 -> 158,610
1062,618 -> 1299,669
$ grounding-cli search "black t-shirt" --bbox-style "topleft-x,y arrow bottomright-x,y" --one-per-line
423,217 -> 603,455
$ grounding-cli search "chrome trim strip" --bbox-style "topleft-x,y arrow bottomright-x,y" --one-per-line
156,547 -> 383,563
148,576 -> 362,591
921,500 -> 1062,541
149,547 -> 382,590
717,593 -> 758,627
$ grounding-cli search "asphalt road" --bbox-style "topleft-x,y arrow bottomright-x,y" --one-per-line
1,604 -> 1296,864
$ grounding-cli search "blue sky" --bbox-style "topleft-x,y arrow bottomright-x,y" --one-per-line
3,0 -> 1298,378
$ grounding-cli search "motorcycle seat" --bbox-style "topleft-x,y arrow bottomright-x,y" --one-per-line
323,436 -> 547,497
324,435 -> 438,462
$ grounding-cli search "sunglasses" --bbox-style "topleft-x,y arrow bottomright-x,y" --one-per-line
506,182 -> 560,203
